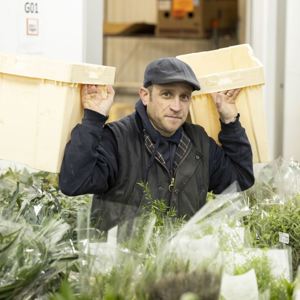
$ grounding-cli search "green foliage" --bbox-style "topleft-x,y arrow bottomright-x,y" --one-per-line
244,194 -> 300,277
269,278 -> 294,300
0,168 -> 91,299
234,255 -> 273,292
137,181 -> 183,224
50,280 -> 90,300
234,255 -> 294,299
0,217 -> 73,299
0,168 -> 91,231
124,181 -> 185,254
75,183 -> 222,300
206,191 -> 216,202
1,166 -> 298,299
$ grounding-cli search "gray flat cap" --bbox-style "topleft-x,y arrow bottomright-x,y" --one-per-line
143,57 -> 200,91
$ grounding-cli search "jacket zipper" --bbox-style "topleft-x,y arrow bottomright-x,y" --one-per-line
168,177 -> 175,192
168,146 -> 192,193
145,138 -> 192,193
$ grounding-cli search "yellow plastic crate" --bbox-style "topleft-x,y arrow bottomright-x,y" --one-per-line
107,102 -> 135,123
177,44 -> 269,163
0,52 -> 115,172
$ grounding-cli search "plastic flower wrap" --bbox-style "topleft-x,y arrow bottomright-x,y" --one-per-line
249,157 -> 300,205
76,183 -> 250,300
294,267 -> 300,300
245,158 -> 300,278
165,185 -> 256,300
221,157 -> 299,299
167,184 -> 249,264
2,163 -> 299,299
221,247 -> 294,300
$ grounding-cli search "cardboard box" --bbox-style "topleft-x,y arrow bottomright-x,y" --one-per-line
156,0 -> 238,38
177,44 -> 269,163
0,52 -> 115,172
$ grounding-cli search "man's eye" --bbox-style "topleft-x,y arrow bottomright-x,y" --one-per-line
181,95 -> 191,102
162,92 -> 171,97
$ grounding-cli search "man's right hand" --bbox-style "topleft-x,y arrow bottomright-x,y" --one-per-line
81,84 -> 115,116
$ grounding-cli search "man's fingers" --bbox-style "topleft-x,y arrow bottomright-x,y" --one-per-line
81,84 -> 88,96
82,84 -> 115,99
87,84 -> 98,94
224,88 -> 241,98
106,85 -> 115,98
230,88 -> 241,99
107,85 -> 115,94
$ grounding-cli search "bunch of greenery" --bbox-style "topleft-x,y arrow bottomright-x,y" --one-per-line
66,182 -> 222,300
0,168 -> 91,231
293,267 -> 300,297
244,195 -> 300,277
5,163 -> 300,299
234,255 -> 294,299
0,168 -> 91,299
244,159 -> 300,278
0,217 -> 73,299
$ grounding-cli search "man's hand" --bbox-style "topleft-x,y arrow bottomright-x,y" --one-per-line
210,88 -> 241,124
81,84 -> 115,116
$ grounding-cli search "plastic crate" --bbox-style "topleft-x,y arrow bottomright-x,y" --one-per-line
177,44 -> 268,163
0,52 -> 115,172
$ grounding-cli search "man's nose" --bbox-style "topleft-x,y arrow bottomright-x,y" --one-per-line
170,97 -> 181,111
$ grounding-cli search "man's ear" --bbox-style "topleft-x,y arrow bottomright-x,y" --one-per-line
139,87 -> 150,106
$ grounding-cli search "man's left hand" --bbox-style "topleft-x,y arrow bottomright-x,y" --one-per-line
210,88 -> 241,124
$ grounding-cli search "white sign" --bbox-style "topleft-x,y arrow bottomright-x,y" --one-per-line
279,232 -> 289,244
26,18 -> 39,36
18,0 -> 42,54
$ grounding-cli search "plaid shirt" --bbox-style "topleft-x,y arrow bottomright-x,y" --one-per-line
144,130 -> 191,174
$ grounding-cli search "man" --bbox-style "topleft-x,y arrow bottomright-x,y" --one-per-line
59,57 -> 254,231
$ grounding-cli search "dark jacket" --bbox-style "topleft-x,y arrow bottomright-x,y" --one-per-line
59,102 -> 254,230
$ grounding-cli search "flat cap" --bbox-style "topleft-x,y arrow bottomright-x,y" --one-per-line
143,57 -> 200,91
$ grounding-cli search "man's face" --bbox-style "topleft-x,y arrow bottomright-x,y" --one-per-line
140,83 -> 193,137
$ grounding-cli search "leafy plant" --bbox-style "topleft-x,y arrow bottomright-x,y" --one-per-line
75,182 -> 222,300
0,168 -> 91,299
1,164 -> 298,299
234,255 -> 294,299
244,158 -> 300,278
269,278 -> 294,300
234,255 -> 273,292
244,195 -> 300,276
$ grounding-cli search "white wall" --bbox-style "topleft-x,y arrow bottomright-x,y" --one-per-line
0,0 -> 103,64
282,0 -> 300,160
84,0 -> 103,64
248,0 -> 286,160
249,0 -> 300,161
